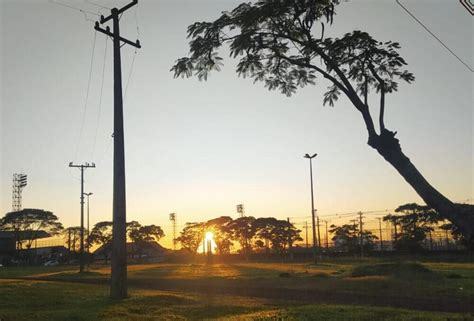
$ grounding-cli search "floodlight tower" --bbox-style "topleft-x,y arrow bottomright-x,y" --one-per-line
169,213 -> 177,250
12,174 -> 27,211
236,204 -> 245,218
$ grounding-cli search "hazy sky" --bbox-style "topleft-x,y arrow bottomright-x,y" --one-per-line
1,0 -> 472,247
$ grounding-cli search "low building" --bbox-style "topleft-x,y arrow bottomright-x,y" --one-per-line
94,241 -> 169,263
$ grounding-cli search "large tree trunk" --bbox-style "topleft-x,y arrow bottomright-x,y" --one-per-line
369,129 -> 474,241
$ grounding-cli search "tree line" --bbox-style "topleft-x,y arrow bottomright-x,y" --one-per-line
0,209 -> 164,262
176,216 -> 302,258
0,203 -> 469,261
330,203 -> 472,254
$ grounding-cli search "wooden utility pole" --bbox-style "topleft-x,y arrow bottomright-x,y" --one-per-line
94,0 -> 141,300
287,217 -> 293,261
358,212 -> 364,257
316,213 -> 321,248
304,153 -> 318,263
377,218 -> 383,252
304,221 -> 308,249
325,220 -> 329,250
69,162 -> 95,273
84,192 -> 93,257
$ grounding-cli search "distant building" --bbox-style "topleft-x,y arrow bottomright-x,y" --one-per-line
94,241 -> 169,263
24,245 -> 69,260
0,232 -> 16,265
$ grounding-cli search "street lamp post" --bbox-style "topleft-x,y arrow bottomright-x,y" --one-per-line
84,192 -> 93,257
304,153 -> 318,263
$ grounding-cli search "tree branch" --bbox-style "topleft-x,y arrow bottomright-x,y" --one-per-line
368,64 -> 386,132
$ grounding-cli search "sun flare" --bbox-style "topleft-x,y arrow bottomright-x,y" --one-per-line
198,231 -> 217,253
205,231 -> 214,241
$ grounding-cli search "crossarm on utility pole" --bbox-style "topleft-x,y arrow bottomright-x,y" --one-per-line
95,23 -> 141,48
100,0 -> 138,24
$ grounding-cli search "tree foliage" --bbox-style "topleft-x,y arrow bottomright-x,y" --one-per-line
176,222 -> 206,253
88,221 -> 113,248
227,216 -> 257,257
177,215 -> 302,256
170,0 -> 474,241
383,203 -> 439,252
172,0 -> 412,105
126,221 -> 165,258
253,217 -> 302,253
126,221 -> 165,244
329,223 -> 377,254
0,209 -> 63,249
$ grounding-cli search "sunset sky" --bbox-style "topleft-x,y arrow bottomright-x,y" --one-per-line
1,0 -> 472,248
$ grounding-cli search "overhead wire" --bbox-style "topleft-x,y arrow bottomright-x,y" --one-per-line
123,3 -> 141,103
134,3 -> 141,38
91,36 -> 108,160
49,0 -> 99,22
85,0 -> 110,10
74,30 -> 97,162
395,0 -> 473,72
123,49 -> 138,103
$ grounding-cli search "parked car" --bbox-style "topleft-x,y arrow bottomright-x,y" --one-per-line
43,260 -> 59,266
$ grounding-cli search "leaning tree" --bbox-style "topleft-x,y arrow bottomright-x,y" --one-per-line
171,0 -> 473,241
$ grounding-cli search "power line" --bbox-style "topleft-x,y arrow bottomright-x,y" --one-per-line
49,0 -> 99,22
134,4 -> 141,38
85,0 -> 111,10
92,36 -> 108,160
123,49 -> 138,103
396,0 -> 473,72
74,30 -> 97,161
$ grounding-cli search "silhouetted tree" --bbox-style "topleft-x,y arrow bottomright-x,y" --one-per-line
0,209 -> 63,249
329,223 -> 376,254
127,221 -> 165,258
176,222 -> 205,253
88,221 -> 113,263
171,0 -> 473,241
384,203 -> 439,252
254,217 -> 302,253
227,216 -> 256,258
269,219 -> 302,254
126,221 -> 141,258
439,222 -> 474,250
253,217 -> 279,252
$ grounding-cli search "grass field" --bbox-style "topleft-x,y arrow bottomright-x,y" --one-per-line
0,258 -> 473,320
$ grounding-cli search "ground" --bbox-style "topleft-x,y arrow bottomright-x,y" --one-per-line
0,257 -> 472,320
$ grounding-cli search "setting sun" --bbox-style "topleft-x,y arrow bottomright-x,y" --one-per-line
197,231 -> 217,254
205,231 -> 214,241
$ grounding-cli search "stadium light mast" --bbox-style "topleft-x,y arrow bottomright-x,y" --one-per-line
236,204 -> 245,218
12,173 -> 27,211
169,213 -> 177,250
